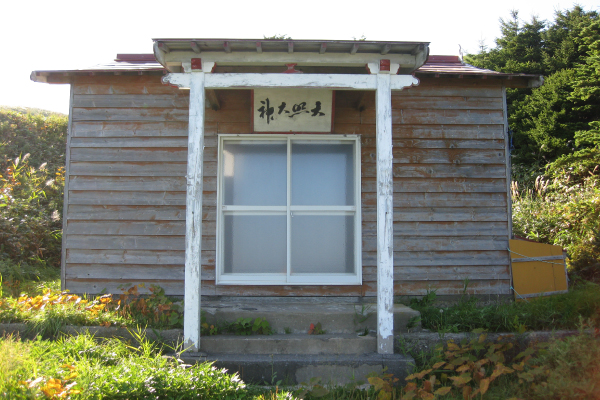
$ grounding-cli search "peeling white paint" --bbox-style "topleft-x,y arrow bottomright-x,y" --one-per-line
166,72 -> 206,351
376,72 -> 394,354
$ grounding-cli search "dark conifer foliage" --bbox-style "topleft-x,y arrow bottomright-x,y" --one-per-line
465,7 -> 599,177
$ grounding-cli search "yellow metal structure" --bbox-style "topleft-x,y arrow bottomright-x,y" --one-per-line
509,239 -> 568,300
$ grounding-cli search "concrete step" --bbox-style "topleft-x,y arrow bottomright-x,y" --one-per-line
179,353 -> 414,385
199,333 -> 377,355
202,301 -> 421,334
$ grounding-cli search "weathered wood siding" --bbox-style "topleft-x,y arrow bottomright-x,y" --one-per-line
66,75 -> 187,294
336,78 -> 511,296
65,75 -> 510,297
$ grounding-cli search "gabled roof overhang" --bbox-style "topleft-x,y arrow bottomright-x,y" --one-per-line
30,52 -> 544,89
152,38 -> 430,74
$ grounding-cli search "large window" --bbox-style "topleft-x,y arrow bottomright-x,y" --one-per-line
217,135 -> 361,285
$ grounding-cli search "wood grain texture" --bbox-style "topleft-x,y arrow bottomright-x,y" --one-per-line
393,125 -> 504,140
66,220 -> 187,236
376,73 -> 394,353
71,147 -> 188,162
70,137 -> 190,148
363,250 -> 509,267
362,236 -> 508,252
362,208 -> 508,222
72,121 -> 198,137
362,221 -> 509,236
68,176 -> 188,191
68,191 -> 189,206
362,148 -> 505,165
69,162 -> 189,177
67,205 -> 186,220
74,94 -> 190,108
363,265 -> 511,281
362,164 -> 507,179
362,192 -> 507,207
183,72 -> 206,350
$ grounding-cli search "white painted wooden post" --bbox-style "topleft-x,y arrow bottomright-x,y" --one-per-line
185,72 -> 206,351
376,71 -> 394,354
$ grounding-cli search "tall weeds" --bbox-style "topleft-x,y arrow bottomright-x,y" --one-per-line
0,109 -> 67,289
512,173 -> 600,281
0,154 -> 64,280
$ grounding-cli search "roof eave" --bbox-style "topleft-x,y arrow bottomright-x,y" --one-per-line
152,38 -> 430,73
30,68 -> 165,84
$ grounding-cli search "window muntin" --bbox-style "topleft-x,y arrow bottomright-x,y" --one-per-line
217,135 -> 361,285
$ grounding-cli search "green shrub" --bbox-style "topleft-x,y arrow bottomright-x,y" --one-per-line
0,109 -> 67,280
0,109 -> 67,177
410,283 -> 600,333
512,173 -> 600,281
0,154 -> 64,271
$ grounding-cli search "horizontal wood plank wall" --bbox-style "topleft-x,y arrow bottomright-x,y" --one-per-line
335,78 -> 511,296
66,75 -> 510,297
66,75 -> 189,295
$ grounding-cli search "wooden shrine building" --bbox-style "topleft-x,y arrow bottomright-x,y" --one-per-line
32,39 -> 543,354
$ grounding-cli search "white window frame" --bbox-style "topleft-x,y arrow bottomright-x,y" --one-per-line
216,134 -> 362,285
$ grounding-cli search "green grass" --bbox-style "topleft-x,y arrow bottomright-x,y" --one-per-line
4,330 -> 598,400
407,282 -> 600,333
0,332 -> 297,399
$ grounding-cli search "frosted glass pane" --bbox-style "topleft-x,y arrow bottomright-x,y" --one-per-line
223,142 -> 286,206
223,215 -> 286,274
291,143 -> 354,206
291,215 -> 354,274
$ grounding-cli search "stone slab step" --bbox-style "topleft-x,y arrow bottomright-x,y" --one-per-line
202,301 -> 420,334
200,333 -> 377,355
179,353 -> 414,385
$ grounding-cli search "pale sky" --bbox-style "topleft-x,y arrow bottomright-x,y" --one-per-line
1,0 -> 598,114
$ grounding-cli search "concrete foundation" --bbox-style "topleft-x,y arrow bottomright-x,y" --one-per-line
179,353 -> 414,385
201,300 -> 421,334
200,333 -> 377,355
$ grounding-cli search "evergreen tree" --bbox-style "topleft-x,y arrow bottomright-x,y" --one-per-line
465,7 -> 599,178
543,6 -> 598,74
509,69 -> 583,168
466,11 -> 545,75
547,19 -> 600,181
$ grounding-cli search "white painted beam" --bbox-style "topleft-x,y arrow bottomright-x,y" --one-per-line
162,51 -> 418,69
256,42 -> 263,53
205,73 -> 378,89
376,72 -> 394,354
165,73 -> 419,92
190,41 -> 201,54
351,44 -> 359,55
